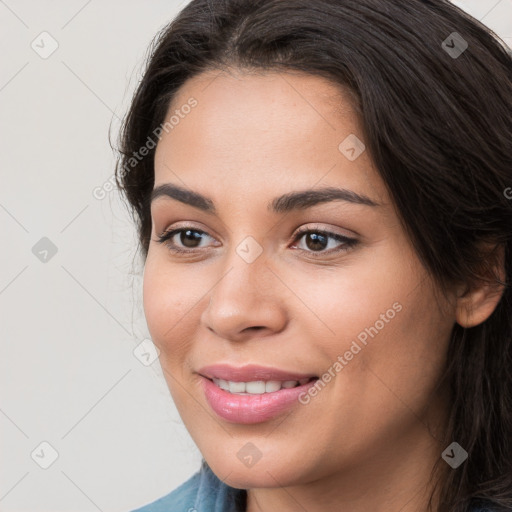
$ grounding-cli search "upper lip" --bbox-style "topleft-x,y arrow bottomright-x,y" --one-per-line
198,364 -> 318,382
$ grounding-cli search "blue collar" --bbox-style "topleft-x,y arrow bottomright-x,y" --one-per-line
131,458 -> 246,512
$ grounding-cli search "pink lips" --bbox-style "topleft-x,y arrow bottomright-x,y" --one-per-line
199,363 -> 317,382
198,364 -> 318,424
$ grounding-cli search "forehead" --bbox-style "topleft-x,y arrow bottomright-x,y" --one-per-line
153,69 -> 386,205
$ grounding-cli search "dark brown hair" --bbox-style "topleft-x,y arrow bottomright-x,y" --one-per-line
114,1 -> 512,510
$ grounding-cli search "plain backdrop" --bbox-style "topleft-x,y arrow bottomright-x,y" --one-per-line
1,1 -> 510,511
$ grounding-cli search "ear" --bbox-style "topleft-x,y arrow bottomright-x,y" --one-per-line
455,244 -> 507,328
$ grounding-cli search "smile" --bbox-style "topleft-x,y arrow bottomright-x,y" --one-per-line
211,377 -> 314,394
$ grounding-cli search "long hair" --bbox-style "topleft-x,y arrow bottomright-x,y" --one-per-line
114,1 -> 512,510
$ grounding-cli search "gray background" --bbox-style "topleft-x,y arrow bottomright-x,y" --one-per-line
1,1 -> 510,510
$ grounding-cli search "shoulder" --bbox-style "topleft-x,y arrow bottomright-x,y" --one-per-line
130,459 -> 246,512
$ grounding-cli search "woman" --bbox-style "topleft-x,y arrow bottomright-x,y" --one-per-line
116,0 -> 512,511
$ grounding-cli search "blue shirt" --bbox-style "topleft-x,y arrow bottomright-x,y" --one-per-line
131,459 -> 246,512
131,459 -> 495,512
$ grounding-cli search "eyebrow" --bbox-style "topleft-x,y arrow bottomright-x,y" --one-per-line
150,183 -> 380,214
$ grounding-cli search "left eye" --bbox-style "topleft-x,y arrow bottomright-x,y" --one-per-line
292,229 -> 358,255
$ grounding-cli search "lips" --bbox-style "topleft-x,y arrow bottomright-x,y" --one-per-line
198,363 -> 318,382
198,364 -> 319,423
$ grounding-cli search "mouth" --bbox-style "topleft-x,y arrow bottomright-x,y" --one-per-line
198,363 -> 318,385
198,364 -> 320,424
208,376 -> 317,395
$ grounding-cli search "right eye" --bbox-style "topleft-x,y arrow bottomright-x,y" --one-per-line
155,227 -> 218,254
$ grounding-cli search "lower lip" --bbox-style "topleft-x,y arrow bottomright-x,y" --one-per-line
201,376 -> 318,424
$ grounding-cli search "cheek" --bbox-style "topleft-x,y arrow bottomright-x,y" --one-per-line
296,249 -> 410,358
304,242 -> 450,388
335,272 -> 451,414
142,255 -> 196,359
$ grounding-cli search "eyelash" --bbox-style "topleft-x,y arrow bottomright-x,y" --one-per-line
155,225 -> 358,257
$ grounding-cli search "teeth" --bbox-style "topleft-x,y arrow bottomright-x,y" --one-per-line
265,381 -> 282,392
212,378 -> 312,394
229,381 -> 246,393
217,379 -> 230,391
246,381 -> 266,394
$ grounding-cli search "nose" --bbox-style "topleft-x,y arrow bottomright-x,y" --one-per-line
200,248 -> 288,342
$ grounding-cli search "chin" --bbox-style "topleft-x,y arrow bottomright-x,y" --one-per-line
203,445 -> 317,489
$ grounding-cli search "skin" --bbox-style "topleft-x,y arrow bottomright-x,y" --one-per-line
142,68 -> 504,512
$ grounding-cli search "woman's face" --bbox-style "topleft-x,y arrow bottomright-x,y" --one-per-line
143,69 -> 456,489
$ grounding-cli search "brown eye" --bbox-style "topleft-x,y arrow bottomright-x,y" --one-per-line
303,232 -> 328,251
155,227 -> 216,253
178,229 -> 204,248
293,228 -> 358,256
